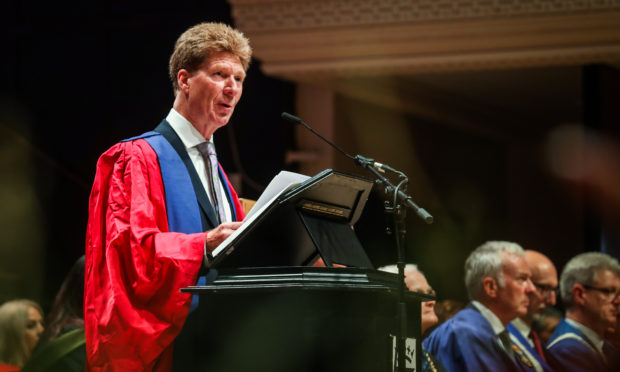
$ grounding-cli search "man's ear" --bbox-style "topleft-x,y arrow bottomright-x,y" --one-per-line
482,277 -> 499,298
572,284 -> 586,306
177,69 -> 191,94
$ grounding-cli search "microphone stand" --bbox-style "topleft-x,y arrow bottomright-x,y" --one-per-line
354,156 -> 416,372
281,113 -> 433,372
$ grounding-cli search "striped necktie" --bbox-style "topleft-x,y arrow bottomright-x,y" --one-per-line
196,141 -> 227,223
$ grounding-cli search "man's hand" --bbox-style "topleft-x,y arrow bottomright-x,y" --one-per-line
205,222 -> 243,252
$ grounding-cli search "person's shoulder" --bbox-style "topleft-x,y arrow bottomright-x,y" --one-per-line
547,318 -> 582,348
425,308 -> 486,344
445,307 -> 488,330
546,333 -> 602,372
99,136 -> 158,164
546,319 -> 598,367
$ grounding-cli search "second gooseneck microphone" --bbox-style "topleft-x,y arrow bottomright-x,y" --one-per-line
281,112 -> 354,161
281,112 -> 398,173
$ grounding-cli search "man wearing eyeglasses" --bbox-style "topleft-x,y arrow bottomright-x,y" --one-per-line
507,250 -> 557,372
547,252 -> 620,371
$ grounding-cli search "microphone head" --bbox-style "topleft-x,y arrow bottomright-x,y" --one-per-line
281,112 -> 302,124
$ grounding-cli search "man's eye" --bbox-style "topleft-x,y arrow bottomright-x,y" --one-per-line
214,72 -> 222,76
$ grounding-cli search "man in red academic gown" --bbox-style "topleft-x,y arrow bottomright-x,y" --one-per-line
84,23 -> 252,371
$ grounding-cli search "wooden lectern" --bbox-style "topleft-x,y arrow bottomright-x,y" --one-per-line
179,170 -> 427,371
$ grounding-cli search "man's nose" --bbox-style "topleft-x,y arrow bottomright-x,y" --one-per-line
525,279 -> 535,293
223,77 -> 240,93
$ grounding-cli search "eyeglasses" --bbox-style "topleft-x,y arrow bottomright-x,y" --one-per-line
414,287 -> 436,298
532,282 -> 559,298
582,285 -> 620,300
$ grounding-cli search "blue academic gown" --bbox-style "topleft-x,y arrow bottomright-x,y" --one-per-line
423,304 -> 527,372
546,318 -> 618,372
507,323 -> 553,372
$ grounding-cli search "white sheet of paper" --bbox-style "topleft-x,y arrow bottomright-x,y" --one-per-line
245,170 -> 309,219
208,170 -> 309,261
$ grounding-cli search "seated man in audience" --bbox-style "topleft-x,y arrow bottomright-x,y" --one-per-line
423,241 -> 536,372
546,252 -> 620,371
378,264 -> 445,372
379,264 -> 438,334
507,250 -> 557,371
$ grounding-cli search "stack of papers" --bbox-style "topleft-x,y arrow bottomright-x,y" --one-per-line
207,171 -> 309,263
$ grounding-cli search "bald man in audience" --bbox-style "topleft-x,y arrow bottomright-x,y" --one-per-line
423,241 -> 542,371
547,252 -> 620,371
507,250 -> 557,371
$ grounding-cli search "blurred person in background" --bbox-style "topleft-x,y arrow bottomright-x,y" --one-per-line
431,299 -> 466,333
22,256 -> 85,372
547,252 -> 620,371
507,250 -> 557,371
378,264 -> 445,372
0,299 -> 44,371
379,264 -> 438,334
531,307 -> 563,345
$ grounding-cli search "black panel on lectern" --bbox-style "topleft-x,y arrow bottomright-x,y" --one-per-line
300,213 -> 373,268
210,169 -> 374,269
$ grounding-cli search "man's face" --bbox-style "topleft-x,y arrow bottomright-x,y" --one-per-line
496,253 -> 535,320
527,258 -> 558,317
184,51 -> 245,133
583,269 -> 620,330
404,270 -> 438,334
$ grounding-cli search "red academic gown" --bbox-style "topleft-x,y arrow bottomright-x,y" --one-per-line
84,137 -> 244,371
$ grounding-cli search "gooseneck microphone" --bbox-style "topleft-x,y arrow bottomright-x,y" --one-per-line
281,112 -> 354,161
281,112 -> 398,174
281,112 -> 433,224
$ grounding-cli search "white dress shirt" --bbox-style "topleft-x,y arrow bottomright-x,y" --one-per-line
511,317 -> 534,348
472,301 -> 512,354
165,108 -> 233,223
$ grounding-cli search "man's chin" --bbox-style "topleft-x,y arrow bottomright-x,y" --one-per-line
516,307 -> 529,317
